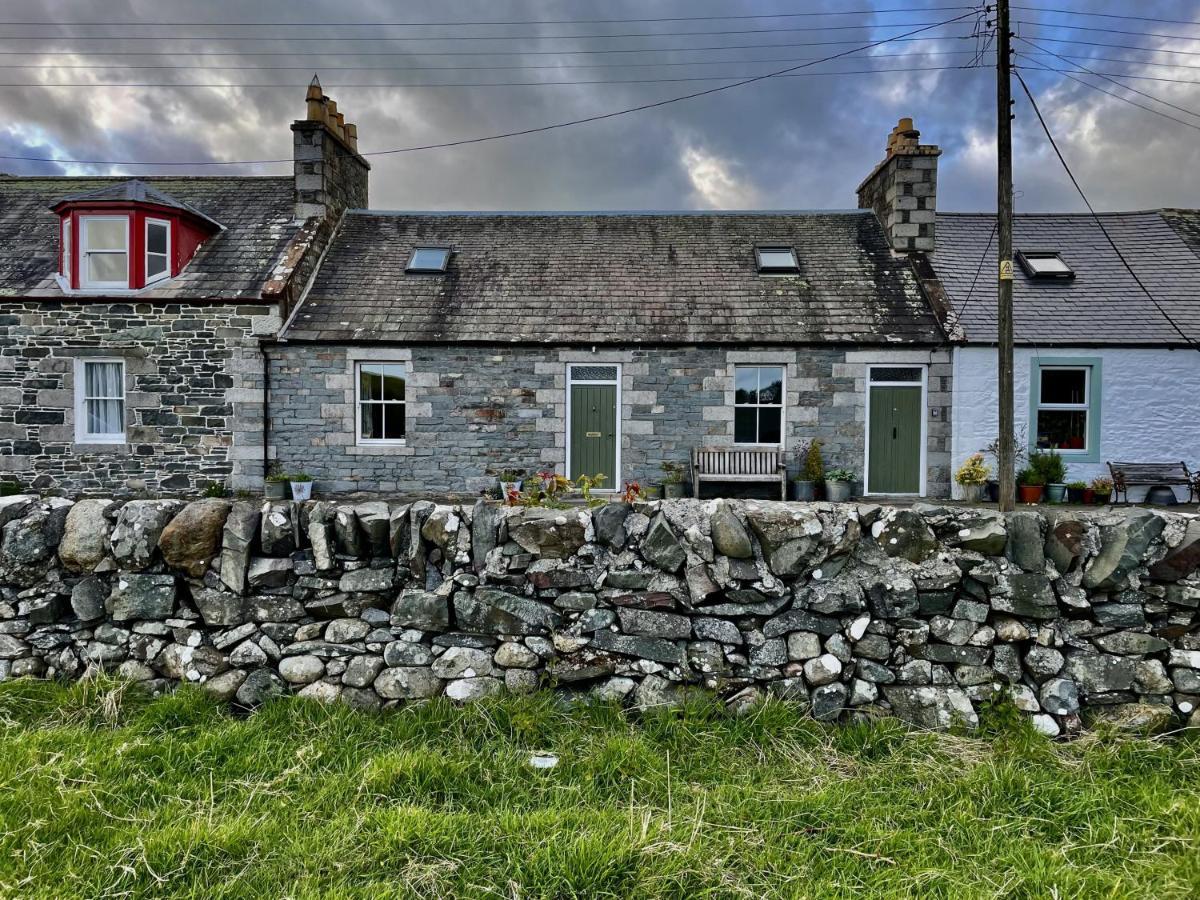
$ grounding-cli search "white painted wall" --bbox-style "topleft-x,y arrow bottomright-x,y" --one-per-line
951,346 -> 1200,502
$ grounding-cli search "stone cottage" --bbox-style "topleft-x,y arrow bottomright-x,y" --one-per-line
2,86 -> 960,499
0,78 -> 366,494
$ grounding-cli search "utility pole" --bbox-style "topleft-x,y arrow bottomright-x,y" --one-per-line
995,0 -> 1015,512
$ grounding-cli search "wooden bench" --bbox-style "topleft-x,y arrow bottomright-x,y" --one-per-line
691,447 -> 787,499
1107,461 -> 1199,504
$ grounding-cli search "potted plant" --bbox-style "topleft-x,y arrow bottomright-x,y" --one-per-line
1017,468 -> 1044,504
824,468 -> 856,502
981,426 -> 1028,503
1032,449 -> 1067,503
288,472 -> 314,501
265,467 -> 289,501
496,468 -> 525,497
661,461 -> 687,499
1091,476 -> 1113,505
955,453 -> 990,503
641,483 -> 663,500
794,438 -> 823,501
1066,480 -> 1087,504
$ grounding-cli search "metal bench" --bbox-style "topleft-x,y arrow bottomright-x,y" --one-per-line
1107,461 -> 1199,504
691,447 -> 787,499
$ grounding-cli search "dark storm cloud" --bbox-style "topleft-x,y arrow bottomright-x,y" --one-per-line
1,0 -> 1197,212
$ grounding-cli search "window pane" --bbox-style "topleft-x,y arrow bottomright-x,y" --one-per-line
360,403 -> 384,441
408,247 -> 449,271
870,367 -> 922,383
384,404 -> 406,440
757,248 -> 797,270
758,367 -> 783,405
1040,368 -> 1086,405
735,367 -> 759,404
85,361 -> 122,398
1036,410 -> 1087,450
381,367 -> 405,402
359,364 -> 382,400
1027,254 -> 1071,275
758,407 -> 782,444
147,222 -> 168,255
87,399 -> 123,435
85,219 -> 126,250
146,253 -> 168,279
87,252 -> 127,283
734,408 -> 758,443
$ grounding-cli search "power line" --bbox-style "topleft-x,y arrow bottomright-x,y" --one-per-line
1005,36 -> 1200,57
1017,65 -> 1200,85
0,50 -> 984,72
0,6 -> 978,28
1016,36 -> 1200,120
0,64 -> 980,90
0,11 -> 978,167
0,34 -> 978,59
950,219 -> 997,331
1014,6 -> 1200,27
1015,20 -> 1200,42
1013,69 -> 1198,349
1015,54 -> 1200,132
0,21 -> 963,42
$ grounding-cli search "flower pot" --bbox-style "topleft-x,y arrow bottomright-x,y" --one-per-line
851,481 -> 863,500
1066,487 -> 1085,504
642,484 -> 663,500
290,481 -> 313,501
1094,491 -> 1112,506
959,483 -> 984,503
792,480 -> 816,501
1018,484 -> 1043,504
1045,483 -> 1067,504
663,482 -> 686,499
265,480 -> 287,500
500,480 -> 521,498
985,480 -> 1000,503
825,481 -> 852,503
1082,488 -> 1095,504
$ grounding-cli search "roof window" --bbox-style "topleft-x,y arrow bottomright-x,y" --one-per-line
1016,250 -> 1074,280
406,246 -> 450,273
755,245 -> 799,274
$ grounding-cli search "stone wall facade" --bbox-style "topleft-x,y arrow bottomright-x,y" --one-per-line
0,300 -> 280,496
2,493 -> 1198,735
268,344 -> 952,497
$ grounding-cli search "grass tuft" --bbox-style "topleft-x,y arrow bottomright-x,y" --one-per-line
1,681 -> 1197,898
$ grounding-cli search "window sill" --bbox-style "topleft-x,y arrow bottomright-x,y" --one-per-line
348,443 -> 414,456
73,441 -> 129,455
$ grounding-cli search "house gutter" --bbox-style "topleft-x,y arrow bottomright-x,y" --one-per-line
262,343 -> 272,482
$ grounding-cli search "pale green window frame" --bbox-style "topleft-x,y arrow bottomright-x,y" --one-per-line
1028,356 -> 1102,463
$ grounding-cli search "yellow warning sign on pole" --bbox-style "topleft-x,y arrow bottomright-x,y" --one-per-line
999,259 -> 1014,280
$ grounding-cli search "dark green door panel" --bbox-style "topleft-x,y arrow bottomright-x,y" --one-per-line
570,384 -> 617,483
867,385 -> 922,494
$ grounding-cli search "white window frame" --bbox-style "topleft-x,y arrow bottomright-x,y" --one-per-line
144,217 -> 171,285
565,362 -> 622,491
79,215 -> 130,291
61,216 -> 71,278
355,361 -> 407,446
733,364 -> 786,447
862,364 -> 928,498
74,357 -> 126,445
1035,364 -> 1090,454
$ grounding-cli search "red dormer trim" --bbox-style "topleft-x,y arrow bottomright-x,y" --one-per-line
53,199 -> 220,293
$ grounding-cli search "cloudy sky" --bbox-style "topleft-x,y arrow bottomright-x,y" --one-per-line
1,0 -> 1198,213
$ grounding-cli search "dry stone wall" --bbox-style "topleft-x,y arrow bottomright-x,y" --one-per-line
2,493 -> 1199,735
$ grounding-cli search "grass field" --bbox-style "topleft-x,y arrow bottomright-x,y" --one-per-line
1,679 -> 1198,898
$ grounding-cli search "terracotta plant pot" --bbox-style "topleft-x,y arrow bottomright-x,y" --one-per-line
1082,488 -> 1095,504
1018,484 -> 1044,504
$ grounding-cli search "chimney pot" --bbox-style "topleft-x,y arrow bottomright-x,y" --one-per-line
856,117 -> 940,254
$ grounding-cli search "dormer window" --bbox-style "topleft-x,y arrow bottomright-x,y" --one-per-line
51,179 -> 222,294
145,218 -> 170,284
81,216 -> 129,290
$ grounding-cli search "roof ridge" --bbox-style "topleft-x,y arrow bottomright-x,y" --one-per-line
345,208 -> 870,217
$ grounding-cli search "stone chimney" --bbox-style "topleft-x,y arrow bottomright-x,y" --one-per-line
291,75 -> 370,221
856,117 -> 940,253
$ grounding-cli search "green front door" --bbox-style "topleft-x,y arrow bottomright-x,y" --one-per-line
569,383 -> 617,484
868,385 -> 922,494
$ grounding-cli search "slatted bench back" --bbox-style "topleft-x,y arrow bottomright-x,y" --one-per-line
693,448 -> 782,476
1108,461 -> 1191,485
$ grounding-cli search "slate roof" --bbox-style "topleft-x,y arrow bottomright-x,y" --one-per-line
52,178 -> 224,230
281,210 -> 942,344
0,176 -> 299,300
935,211 -> 1200,346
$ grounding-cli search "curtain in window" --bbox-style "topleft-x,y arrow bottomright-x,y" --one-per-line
85,361 -> 123,435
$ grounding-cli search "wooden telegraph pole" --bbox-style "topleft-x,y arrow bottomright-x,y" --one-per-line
995,0 -> 1015,511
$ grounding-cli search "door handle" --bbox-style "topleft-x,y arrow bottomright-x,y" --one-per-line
892,427 -> 897,440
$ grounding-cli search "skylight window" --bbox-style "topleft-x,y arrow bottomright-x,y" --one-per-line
755,246 -> 799,274
1016,250 -> 1074,280
406,247 -> 450,273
